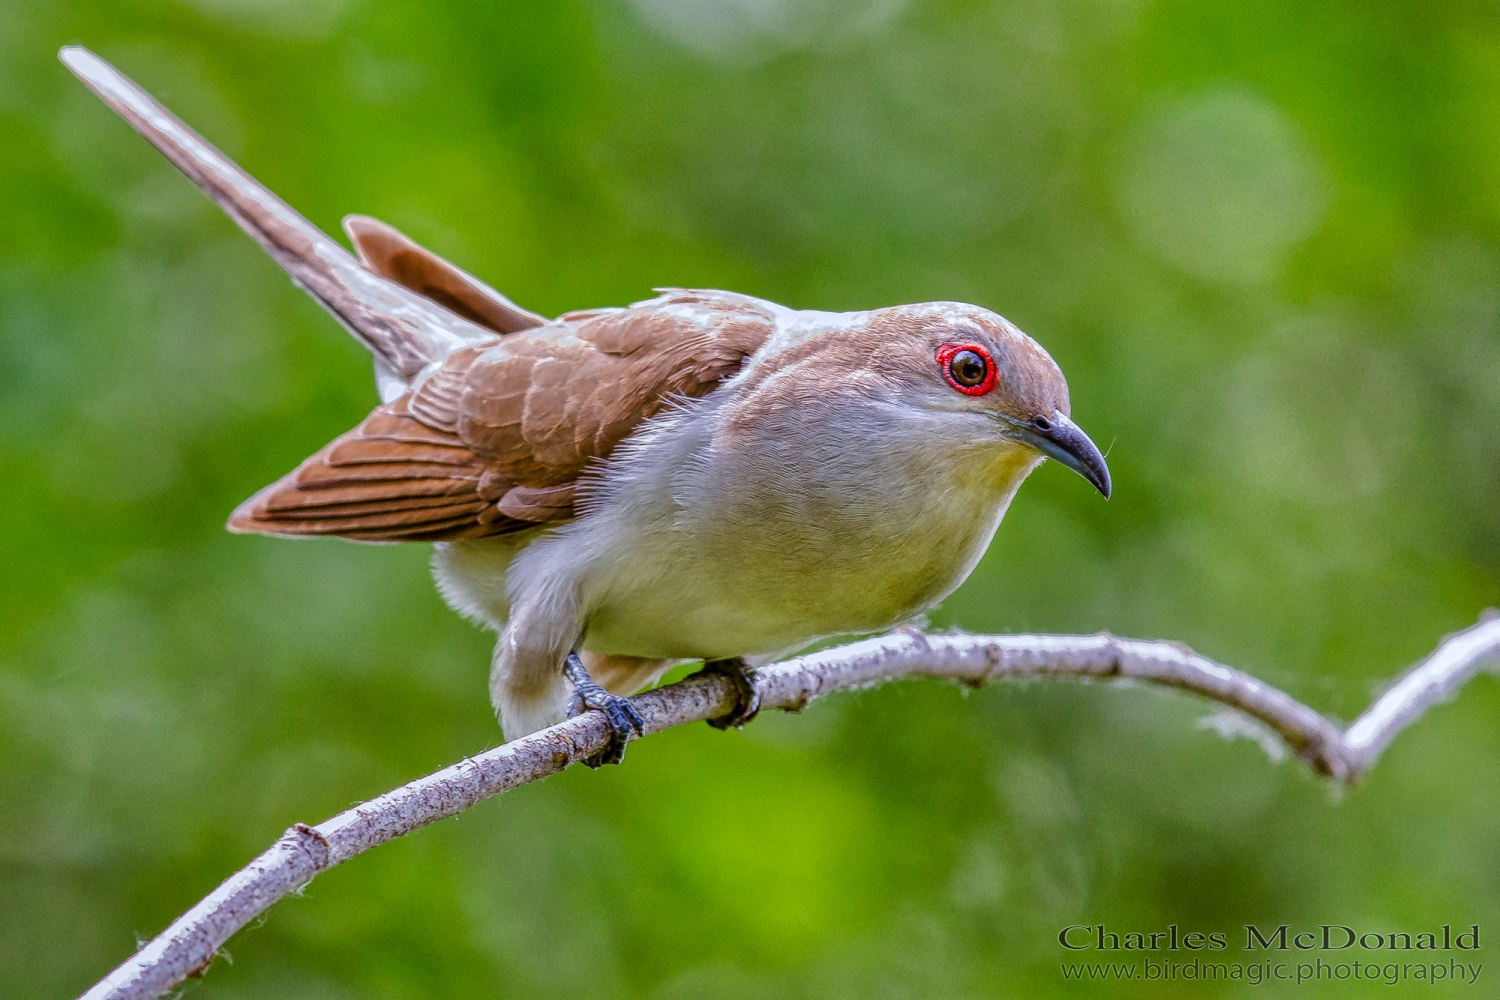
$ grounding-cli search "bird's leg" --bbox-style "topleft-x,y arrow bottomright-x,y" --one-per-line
697,657 -> 762,730
563,651 -> 645,768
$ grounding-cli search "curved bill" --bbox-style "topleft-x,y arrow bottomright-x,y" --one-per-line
1002,412 -> 1111,499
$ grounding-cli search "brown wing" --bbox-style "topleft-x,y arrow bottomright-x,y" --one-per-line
228,290 -> 776,541
342,215 -> 551,335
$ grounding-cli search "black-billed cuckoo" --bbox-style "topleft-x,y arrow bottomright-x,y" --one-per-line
62,47 -> 1110,765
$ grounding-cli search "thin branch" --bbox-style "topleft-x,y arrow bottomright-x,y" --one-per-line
80,617 -> 1500,1000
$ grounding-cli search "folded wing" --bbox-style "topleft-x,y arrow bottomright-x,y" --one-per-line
229,290 -> 776,541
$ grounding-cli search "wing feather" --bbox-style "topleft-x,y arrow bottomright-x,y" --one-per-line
230,290 -> 776,542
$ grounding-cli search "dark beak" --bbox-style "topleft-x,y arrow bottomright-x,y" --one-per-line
1003,411 -> 1111,499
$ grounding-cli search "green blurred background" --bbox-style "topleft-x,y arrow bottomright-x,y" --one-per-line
3,1 -> 1499,997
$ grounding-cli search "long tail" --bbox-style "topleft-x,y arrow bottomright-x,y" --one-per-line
58,46 -> 495,382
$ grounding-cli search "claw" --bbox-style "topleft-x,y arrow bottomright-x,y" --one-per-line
564,651 -> 644,767
697,657 -> 762,730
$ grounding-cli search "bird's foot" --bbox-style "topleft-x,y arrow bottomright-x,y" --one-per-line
697,657 -> 762,730
564,651 -> 645,768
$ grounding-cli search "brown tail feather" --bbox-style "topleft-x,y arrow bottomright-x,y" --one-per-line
59,46 -> 496,378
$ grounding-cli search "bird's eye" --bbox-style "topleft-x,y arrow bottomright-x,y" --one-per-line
950,350 -> 986,386
936,343 -> 997,396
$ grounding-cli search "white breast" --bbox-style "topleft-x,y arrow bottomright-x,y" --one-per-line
502,380 -> 1043,662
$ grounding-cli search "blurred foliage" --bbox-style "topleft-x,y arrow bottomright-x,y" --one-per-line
3,1 -> 1500,997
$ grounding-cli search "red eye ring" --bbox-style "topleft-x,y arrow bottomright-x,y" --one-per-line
936,343 -> 998,396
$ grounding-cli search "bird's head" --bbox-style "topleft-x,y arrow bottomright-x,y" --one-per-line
866,302 -> 1111,499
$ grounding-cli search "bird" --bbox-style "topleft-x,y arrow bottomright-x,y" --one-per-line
62,47 -> 1110,765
